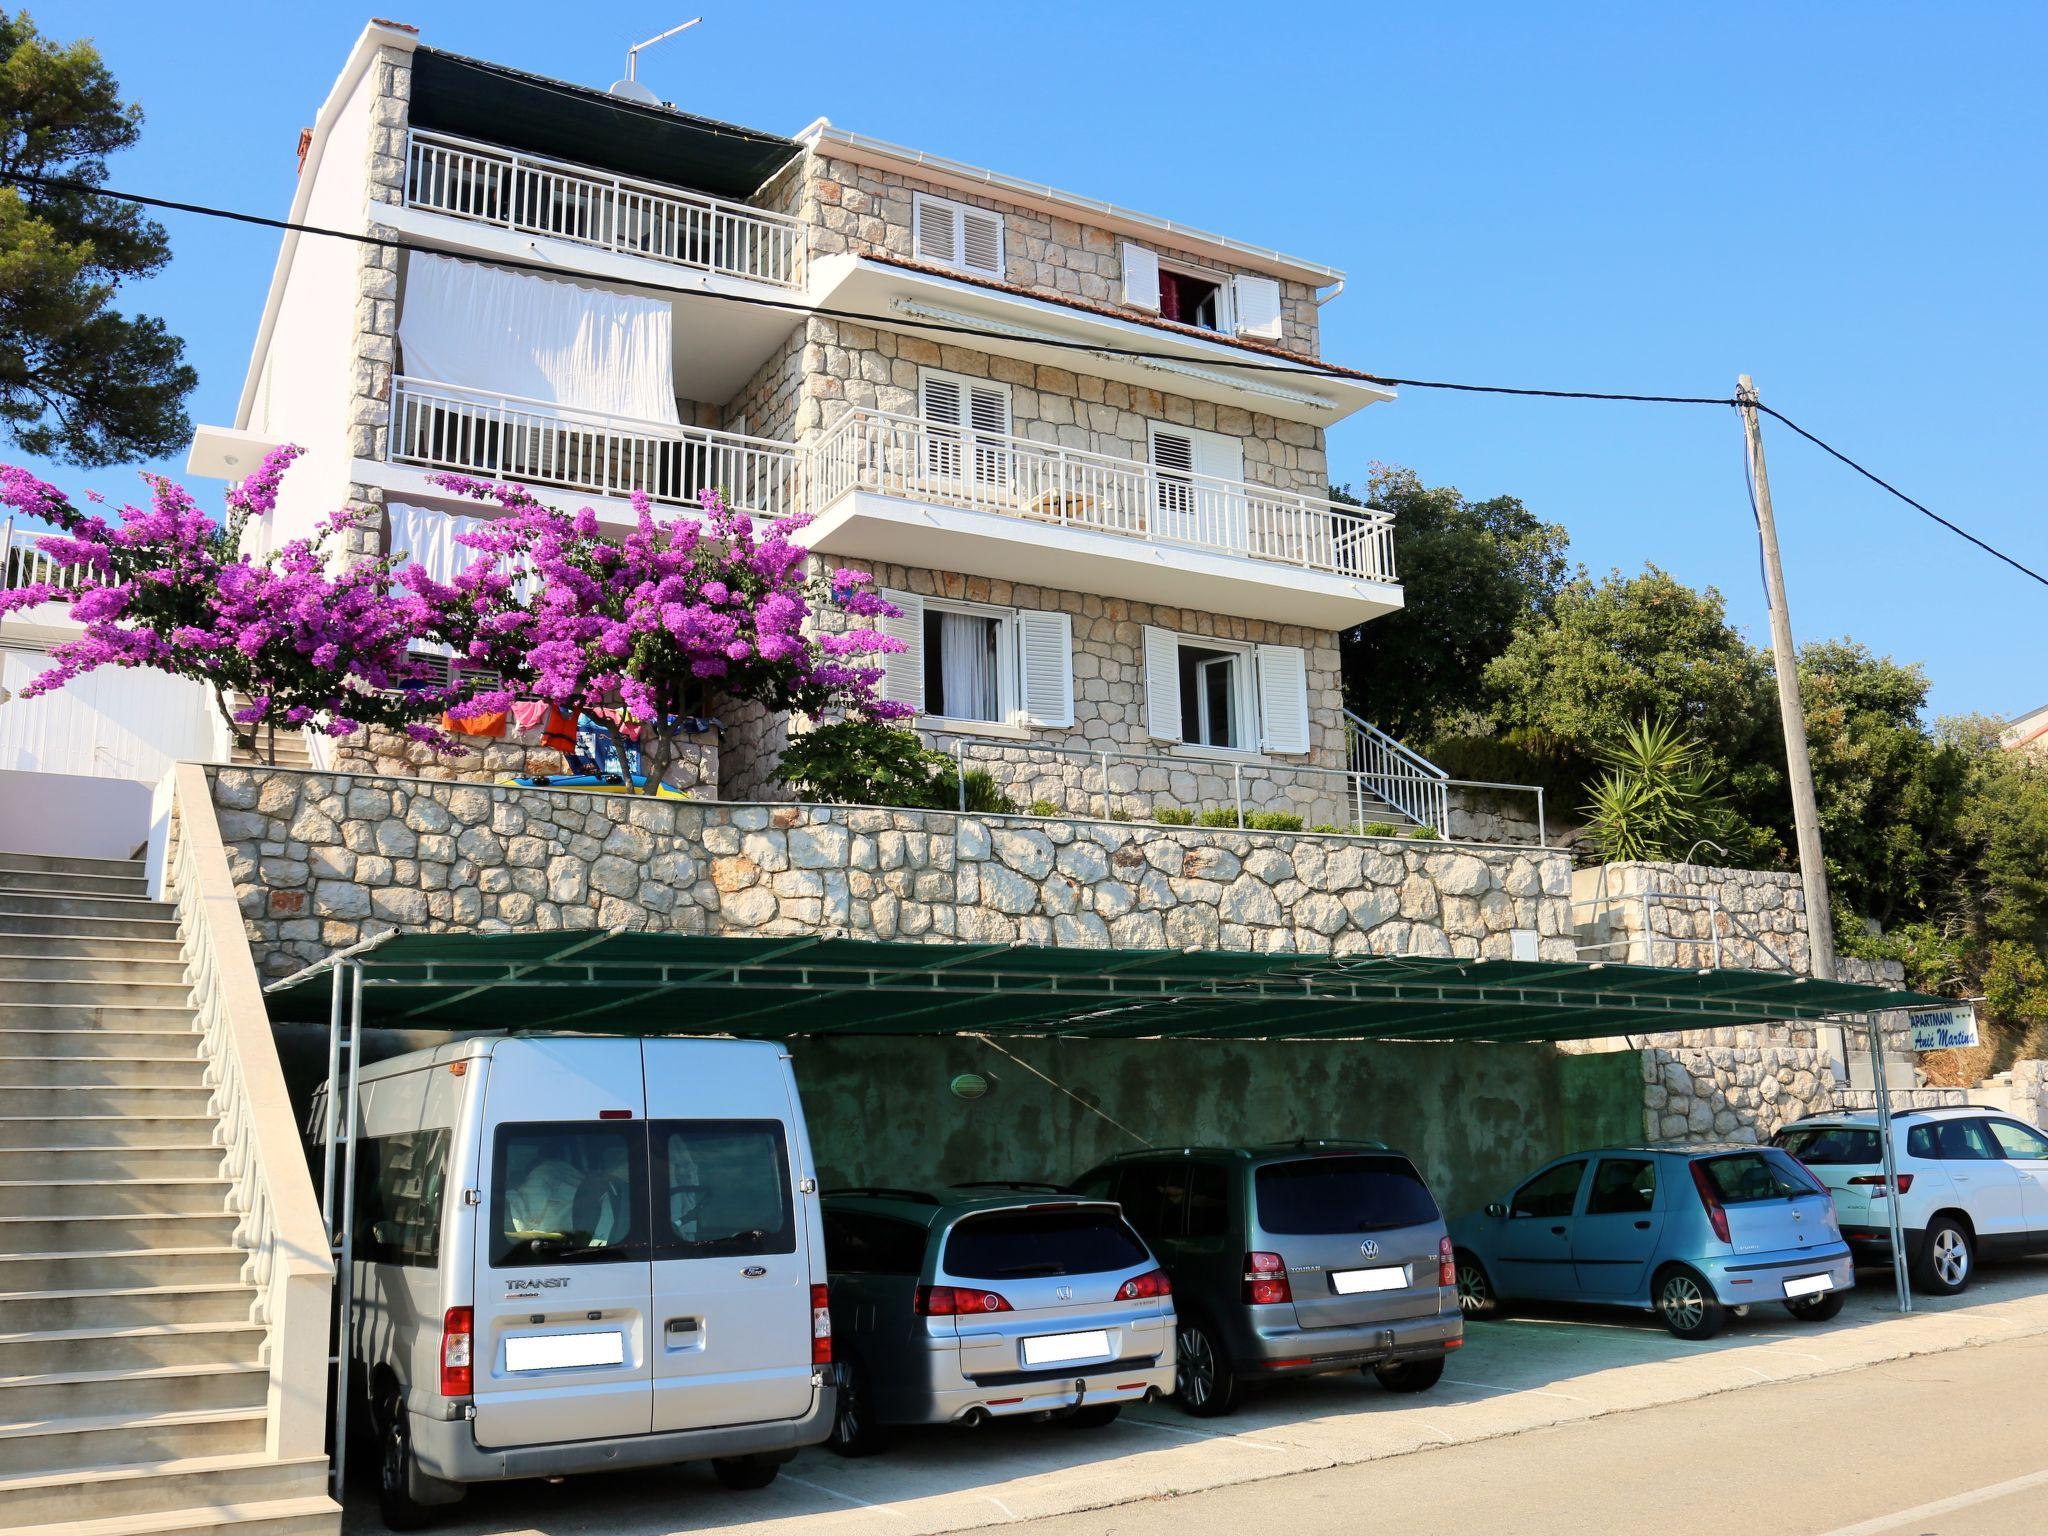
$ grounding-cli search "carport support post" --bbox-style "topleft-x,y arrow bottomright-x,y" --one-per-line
332,961 -> 365,1498
1867,1015 -> 1912,1313
320,963 -> 343,1236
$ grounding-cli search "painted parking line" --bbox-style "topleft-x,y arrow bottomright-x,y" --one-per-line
778,1471 -> 909,1517
1808,1466 -> 2048,1536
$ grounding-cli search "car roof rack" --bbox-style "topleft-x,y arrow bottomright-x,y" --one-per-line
1254,1137 -> 1391,1153
1099,1145 -> 1244,1163
950,1180 -> 1069,1194
824,1186 -> 941,1204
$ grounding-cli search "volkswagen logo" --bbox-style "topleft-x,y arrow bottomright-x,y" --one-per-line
1360,1240 -> 1380,1259
1055,1285 -> 1074,1302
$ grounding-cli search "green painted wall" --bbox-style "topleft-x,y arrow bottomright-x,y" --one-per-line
790,1037 -> 1645,1217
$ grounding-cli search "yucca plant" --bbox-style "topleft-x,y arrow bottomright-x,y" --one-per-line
1581,714 -> 1731,863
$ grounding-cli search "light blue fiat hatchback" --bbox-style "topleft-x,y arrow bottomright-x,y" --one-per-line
1448,1144 -> 1854,1338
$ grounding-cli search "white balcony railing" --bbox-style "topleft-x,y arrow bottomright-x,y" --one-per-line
404,129 -> 805,289
1,518 -> 87,600
809,409 -> 1398,583
388,377 -> 805,521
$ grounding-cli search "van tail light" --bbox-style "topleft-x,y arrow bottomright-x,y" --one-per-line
439,1306 -> 473,1397
1242,1251 -> 1292,1306
1690,1162 -> 1732,1244
1849,1173 -> 1914,1198
811,1284 -> 832,1365
1438,1236 -> 1456,1288
914,1285 -> 1013,1317
1116,1268 -> 1172,1301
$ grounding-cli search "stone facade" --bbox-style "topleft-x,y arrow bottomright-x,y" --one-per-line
799,151 -> 1326,359
205,766 -> 1574,983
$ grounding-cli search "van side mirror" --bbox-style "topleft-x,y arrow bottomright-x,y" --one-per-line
1485,1202 -> 1507,1219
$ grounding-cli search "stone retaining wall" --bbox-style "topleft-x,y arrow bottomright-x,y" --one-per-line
206,766 -> 1575,982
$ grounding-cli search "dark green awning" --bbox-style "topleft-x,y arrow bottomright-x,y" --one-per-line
410,49 -> 801,201
263,932 -> 1938,1044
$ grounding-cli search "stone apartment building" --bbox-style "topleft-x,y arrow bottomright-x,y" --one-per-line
180,19 -> 1500,836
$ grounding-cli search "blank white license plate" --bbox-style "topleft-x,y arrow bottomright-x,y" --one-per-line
1331,1265 -> 1409,1295
1022,1329 -> 1111,1367
1783,1272 -> 1834,1298
504,1331 -> 625,1372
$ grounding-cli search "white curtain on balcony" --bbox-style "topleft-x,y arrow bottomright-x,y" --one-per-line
385,501 -> 490,587
398,253 -> 680,425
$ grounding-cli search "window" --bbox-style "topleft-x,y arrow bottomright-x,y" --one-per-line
1908,1120 -> 2001,1162
1178,643 -> 1245,749
491,1121 -> 647,1268
654,1120 -> 795,1259
1114,1165 -> 1192,1244
823,1211 -> 931,1276
352,1128 -> 451,1268
943,1208 -> 1150,1280
919,369 -> 1012,487
1254,1155 -> 1441,1235
1988,1119 -> 2048,1160
1585,1158 -> 1657,1216
1511,1160 -> 1586,1219
1697,1152 -> 1820,1204
1143,626 -> 1309,755
923,604 -> 1008,723
913,193 -> 1004,278
1158,266 -> 1226,332
1185,1163 -> 1231,1240
1775,1126 -> 1881,1166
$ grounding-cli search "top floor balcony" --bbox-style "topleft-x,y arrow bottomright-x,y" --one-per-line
401,129 -> 806,291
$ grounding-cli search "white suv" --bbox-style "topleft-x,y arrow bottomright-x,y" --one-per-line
1772,1108 -> 2048,1295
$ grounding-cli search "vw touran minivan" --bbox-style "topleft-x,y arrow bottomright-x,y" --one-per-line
314,1035 -> 836,1527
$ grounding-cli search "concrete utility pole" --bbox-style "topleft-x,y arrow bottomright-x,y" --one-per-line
1737,376 -> 1837,987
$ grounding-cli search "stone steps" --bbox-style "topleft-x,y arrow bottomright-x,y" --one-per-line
0,1452 -> 326,1528
0,1005 -> 199,1034
0,1116 -> 222,1151
0,1492 -> 337,1536
0,1058 -> 207,1089
0,1285 -> 257,1334
0,1032 -> 203,1063
0,1405 -> 267,1478
0,891 -> 174,924
0,1361 -> 270,1429
0,1180 -> 234,1219
0,1249 -> 252,1295
0,934 -> 187,963
0,1322 -> 266,1381
0,1148 -> 226,1183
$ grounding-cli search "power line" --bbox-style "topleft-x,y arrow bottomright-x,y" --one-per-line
6,167 -> 2042,590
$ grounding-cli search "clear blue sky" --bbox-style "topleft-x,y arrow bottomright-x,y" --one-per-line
23,1 -> 2045,722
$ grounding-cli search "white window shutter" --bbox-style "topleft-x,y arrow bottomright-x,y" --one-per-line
1017,610 -> 1074,728
1255,644 -> 1310,754
960,208 -> 1004,276
878,588 -> 925,713
1122,242 -> 1161,312
920,373 -> 963,426
1150,428 -> 1194,473
1143,625 -> 1183,743
1232,275 -> 1284,340
913,196 -> 957,266
966,382 -> 1011,436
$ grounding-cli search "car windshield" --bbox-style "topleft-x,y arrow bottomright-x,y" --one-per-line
1254,1154 -> 1440,1235
1776,1126 -> 1880,1166
942,1207 -> 1149,1280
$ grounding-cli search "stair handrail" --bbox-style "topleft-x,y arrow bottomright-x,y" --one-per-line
169,761 -> 334,1462
1342,710 -> 1450,781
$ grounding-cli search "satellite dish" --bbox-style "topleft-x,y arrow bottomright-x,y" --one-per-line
612,18 -> 699,105
607,78 -> 661,105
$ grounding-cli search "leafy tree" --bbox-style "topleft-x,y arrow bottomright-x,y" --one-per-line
0,11 -> 194,465
1333,466 -> 1569,742
773,719 -> 1014,813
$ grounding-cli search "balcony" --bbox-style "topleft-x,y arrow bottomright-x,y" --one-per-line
1,520 -> 85,636
802,410 -> 1402,627
401,129 -> 806,290
385,377 -> 804,521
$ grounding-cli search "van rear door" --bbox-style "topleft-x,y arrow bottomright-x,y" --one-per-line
646,1040 -> 817,1432
470,1038 -> 653,1449
1252,1154 -> 1445,1327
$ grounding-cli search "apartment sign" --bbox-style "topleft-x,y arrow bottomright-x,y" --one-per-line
1906,1005 -> 1979,1052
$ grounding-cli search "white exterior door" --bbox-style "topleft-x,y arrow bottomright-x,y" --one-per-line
469,1039 -> 653,1449
645,1040 -> 818,1432
0,648 -> 215,781
1149,426 -> 1246,552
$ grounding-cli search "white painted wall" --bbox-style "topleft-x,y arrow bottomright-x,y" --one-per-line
0,769 -> 154,860
248,60 -> 378,550
0,646 -> 218,783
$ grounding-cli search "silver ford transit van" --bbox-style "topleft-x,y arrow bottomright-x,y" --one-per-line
315,1035 -> 836,1527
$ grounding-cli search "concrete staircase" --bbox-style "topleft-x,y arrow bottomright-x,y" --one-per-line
223,699 -> 311,772
0,852 -> 337,1536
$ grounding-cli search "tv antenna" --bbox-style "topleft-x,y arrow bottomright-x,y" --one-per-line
610,18 -> 701,103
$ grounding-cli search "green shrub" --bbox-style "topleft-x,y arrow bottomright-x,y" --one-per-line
1359,820 -> 1403,838
1310,823 -> 1341,835
1244,811 -> 1304,832
774,720 -> 1014,815
1152,806 -> 1194,825
1196,807 -> 1242,828
1406,824 -> 1440,840
1108,806 -> 1134,822
1028,798 -> 1061,817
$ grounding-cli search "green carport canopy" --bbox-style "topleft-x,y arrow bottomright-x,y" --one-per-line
263,931 -> 1941,1042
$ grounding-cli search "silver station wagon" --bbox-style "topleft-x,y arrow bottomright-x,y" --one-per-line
818,1187 -> 1176,1454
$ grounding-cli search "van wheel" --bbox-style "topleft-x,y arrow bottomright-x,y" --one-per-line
1175,1316 -> 1239,1418
1066,1403 -> 1121,1429
1784,1290 -> 1844,1323
1456,1254 -> 1503,1319
712,1455 -> 781,1491
827,1357 -> 893,1458
1372,1356 -> 1446,1392
375,1397 -> 433,1531
1655,1267 -> 1727,1340
1912,1217 -> 1973,1295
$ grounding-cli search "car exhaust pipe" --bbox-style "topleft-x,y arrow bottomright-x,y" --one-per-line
959,1408 -> 990,1428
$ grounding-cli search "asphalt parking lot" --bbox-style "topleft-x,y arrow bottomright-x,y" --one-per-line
344,1257 -> 2048,1536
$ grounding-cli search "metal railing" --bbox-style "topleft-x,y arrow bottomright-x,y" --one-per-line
810,409 -> 1398,582
388,377 -> 804,519
404,129 -> 805,289
922,728 -> 1549,845
168,762 -> 334,1461
1344,711 -> 1449,832
1,519 -> 86,599
1572,887 -> 1796,972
